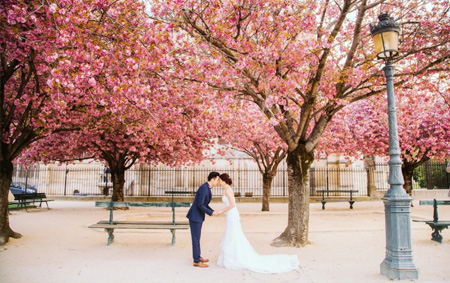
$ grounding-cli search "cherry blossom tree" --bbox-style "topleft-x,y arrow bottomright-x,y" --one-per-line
16,0 -> 226,203
151,0 -> 450,246
0,0 -> 72,246
221,102 -> 286,211
1,0 -> 215,246
22,93 -> 218,202
319,86 -> 450,196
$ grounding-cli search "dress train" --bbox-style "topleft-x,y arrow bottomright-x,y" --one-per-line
217,195 -> 299,273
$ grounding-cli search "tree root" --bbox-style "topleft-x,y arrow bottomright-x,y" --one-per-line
0,229 -> 23,246
9,230 -> 22,239
0,235 -> 7,246
271,234 -> 310,248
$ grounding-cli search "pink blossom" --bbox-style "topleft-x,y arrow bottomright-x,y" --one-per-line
49,4 -> 57,13
88,78 -> 97,87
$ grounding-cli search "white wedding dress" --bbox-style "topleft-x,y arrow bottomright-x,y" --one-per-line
217,194 -> 300,273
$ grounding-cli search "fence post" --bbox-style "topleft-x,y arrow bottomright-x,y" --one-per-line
144,167 -> 148,196
425,161 -> 433,190
192,168 -> 196,193
365,156 -> 376,197
282,163 -> 286,197
25,169 -> 29,191
447,168 -> 449,190
64,168 -> 68,196
310,167 -> 315,196
447,160 -> 449,189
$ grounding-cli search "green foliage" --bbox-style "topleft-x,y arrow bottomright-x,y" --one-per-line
413,162 -> 449,189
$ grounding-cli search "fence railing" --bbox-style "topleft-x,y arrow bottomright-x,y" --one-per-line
374,162 -> 450,190
11,161 -> 449,197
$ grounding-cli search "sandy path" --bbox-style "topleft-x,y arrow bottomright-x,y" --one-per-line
1,199 -> 449,282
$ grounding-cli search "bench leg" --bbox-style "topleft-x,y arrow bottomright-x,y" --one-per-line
321,201 -> 326,210
20,201 -> 28,212
39,200 -> 50,209
349,200 -> 355,209
105,228 -> 115,245
170,229 -> 176,246
430,226 -> 447,243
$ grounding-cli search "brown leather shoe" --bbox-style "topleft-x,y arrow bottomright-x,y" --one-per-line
199,257 -> 209,263
193,262 -> 209,268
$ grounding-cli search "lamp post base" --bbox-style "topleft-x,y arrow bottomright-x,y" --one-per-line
381,263 -> 419,280
380,195 -> 419,280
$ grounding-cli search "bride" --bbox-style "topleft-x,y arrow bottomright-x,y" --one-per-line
216,173 -> 299,273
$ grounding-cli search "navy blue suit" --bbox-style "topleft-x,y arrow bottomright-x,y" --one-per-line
187,182 -> 214,263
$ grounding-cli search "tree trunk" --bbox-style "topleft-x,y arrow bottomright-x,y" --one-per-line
402,164 -> 415,196
111,168 -> 125,202
0,160 -> 22,246
261,173 -> 274,211
272,145 -> 313,247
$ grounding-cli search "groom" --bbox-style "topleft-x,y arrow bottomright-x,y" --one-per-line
186,172 -> 220,268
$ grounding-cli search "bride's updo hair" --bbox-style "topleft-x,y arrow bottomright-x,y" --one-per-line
219,173 -> 232,185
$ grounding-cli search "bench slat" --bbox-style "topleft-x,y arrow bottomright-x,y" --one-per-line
89,224 -> 189,229
94,201 -> 190,208
419,200 -> 450,206
97,220 -> 189,225
14,193 -> 51,199
316,190 -> 358,193
316,199 -> 349,202
425,221 -> 450,225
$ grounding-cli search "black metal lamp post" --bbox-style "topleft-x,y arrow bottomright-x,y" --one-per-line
370,13 -> 419,280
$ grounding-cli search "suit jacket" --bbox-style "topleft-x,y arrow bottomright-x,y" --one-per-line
186,182 -> 214,223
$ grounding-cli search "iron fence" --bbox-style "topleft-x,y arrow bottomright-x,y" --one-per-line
412,162 -> 450,190
374,162 -> 450,190
11,161 -> 449,197
310,168 -> 368,196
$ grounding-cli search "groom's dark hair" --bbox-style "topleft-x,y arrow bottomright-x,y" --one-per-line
207,172 -> 220,181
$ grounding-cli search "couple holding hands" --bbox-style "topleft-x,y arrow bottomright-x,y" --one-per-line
186,172 -> 299,273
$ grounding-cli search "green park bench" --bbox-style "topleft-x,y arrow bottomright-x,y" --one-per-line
413,199 -> 450,243
316,189 -> 358,210
88,199 -> 190,246
12,193 -> 54,211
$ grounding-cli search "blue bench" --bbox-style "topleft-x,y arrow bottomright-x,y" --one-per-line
316,190 -> 358,210
12,193 -> 54,211
413,199 -> 450,243
89,201 -> 190,246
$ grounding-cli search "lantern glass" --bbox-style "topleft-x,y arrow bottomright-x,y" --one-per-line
373,30 -> 399,59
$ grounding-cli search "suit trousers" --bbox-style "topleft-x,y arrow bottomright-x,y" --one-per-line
189,220 -> 203,263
